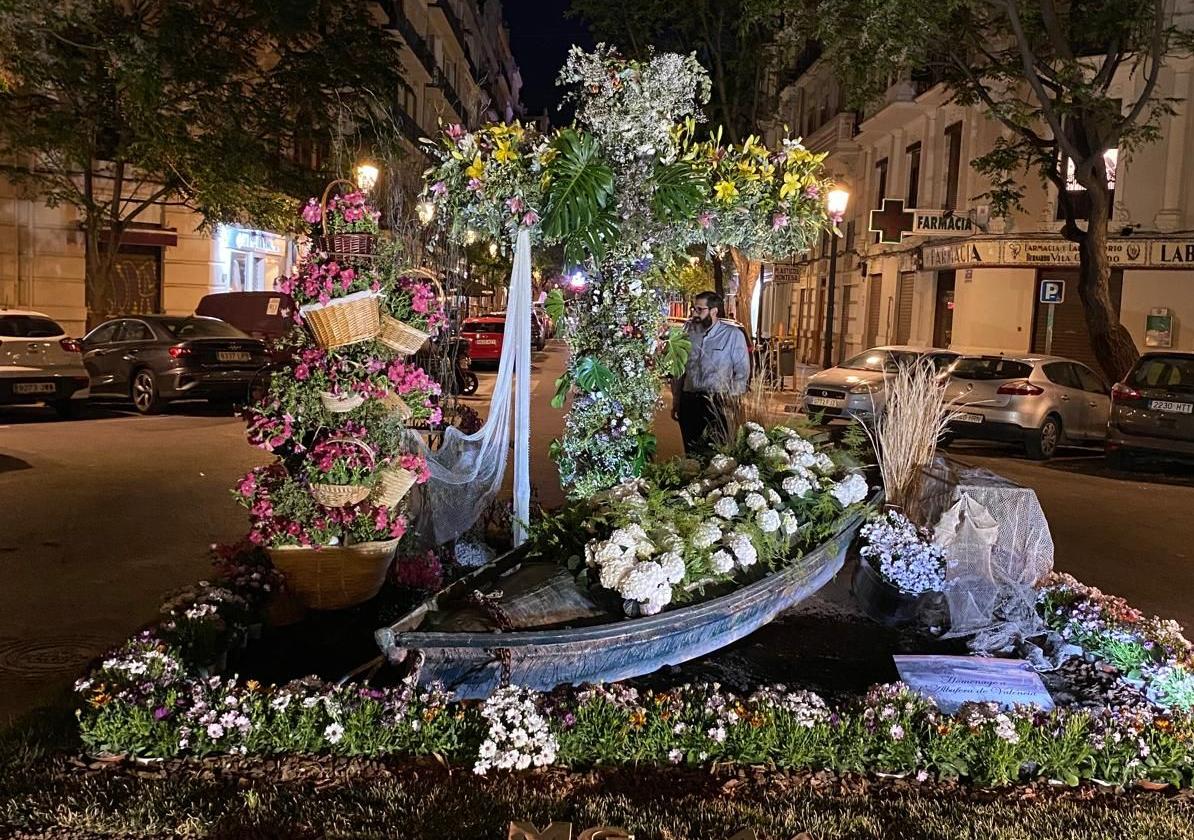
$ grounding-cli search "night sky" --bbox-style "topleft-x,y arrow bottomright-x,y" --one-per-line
502,0 -> 593,121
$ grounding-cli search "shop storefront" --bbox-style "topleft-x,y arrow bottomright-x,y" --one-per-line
218,226 -> 295,293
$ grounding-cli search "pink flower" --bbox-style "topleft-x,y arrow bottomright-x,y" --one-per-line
446,123 -> 465,140
301,199 -> 322,224
431,180 -> 447,196
522,210 -> 540,227
804,184 -> 821,200
772,212 -> 789,230
506,196 -> 525,214
294,363 -> 310,381
467,178 -> 483,192
698,211 -> 713,229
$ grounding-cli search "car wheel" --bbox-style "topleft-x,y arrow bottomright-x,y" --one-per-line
1025,415 -> 1061,460
1106,447 -> 1135,471
131,368 -> 163,415
50,400 -> 79,420
460,371 -> 479,396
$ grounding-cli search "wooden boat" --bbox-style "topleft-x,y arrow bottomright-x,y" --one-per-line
369,499 -> 874,699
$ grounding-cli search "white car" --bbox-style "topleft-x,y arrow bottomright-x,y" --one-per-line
0,308 -> 91,418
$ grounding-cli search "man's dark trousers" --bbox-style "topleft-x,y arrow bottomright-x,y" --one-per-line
677,390 -> 724,455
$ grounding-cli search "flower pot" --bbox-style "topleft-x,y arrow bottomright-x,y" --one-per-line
378,314 -> 430,355
267,539 -> 398,610
313,233 -> 376,255
310,481 -> 372,508
851,558 -> 924,626
300,290 -> 381,349
320,390 -> 365,413
372,465 -> 418,508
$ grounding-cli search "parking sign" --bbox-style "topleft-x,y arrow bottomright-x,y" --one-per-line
1039,279 -> 1065,304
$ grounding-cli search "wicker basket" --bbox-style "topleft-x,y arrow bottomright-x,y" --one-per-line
301,290 -> 380,349
320,390 -> 365,413
313,233 -> 376,255
308,437 -> 376,509
381,391 -> 414,420
378,314 -> 430,355
267,539 -> 398,610
310,482 -> 372,508
372,465 -> 418,508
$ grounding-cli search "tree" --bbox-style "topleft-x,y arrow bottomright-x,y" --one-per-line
791,0 -> 1192,380
0,0 -> 407,324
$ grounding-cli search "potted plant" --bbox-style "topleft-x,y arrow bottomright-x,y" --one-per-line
378,267 -> 447,355
306,436 -> 376,508
852,509 -> 946,625
301,181 -> 381,255
281,259 -> 384,350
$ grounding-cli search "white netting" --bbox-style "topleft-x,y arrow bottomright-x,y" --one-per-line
407,228 -> 533,546
931,465 -> 1062,669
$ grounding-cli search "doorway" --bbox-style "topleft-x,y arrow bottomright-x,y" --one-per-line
932,270 -> 956,348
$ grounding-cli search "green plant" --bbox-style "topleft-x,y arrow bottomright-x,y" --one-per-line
541,128 -> 618,264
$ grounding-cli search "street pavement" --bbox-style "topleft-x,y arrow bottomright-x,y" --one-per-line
2,338 -> 1193,724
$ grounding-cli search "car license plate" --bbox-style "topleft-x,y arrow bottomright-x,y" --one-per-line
954,412 -> 984,424
806,396 -> 845,409
217,351 -> 252,362
13,382 -> 56,395
475,339 -> 497,345
1150,399 -> 1193,414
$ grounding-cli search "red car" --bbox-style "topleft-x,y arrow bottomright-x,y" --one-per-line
460,316 -> 506,363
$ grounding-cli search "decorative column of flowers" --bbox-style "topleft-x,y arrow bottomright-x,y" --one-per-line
233,187 -> 445,609
423,44 -> 836,499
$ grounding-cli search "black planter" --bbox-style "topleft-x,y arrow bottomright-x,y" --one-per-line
852,559 -> 932,626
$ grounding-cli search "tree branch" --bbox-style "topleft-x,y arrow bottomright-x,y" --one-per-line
120,183 -> 176,225
1039,0 -> 1073,61
1120,0 -> 1168,130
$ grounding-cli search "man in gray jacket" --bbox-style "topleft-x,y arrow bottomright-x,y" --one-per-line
670,290 -> 750,454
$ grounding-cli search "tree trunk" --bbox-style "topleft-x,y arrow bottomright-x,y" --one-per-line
1074,184 -> 1139,382
729,246 -> 760,342
711,253 -> 725,298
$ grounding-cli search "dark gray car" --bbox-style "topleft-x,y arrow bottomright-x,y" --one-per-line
1106,351 -> 1194,468
82,315 -> 269,414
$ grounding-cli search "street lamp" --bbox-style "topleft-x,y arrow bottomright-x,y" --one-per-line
354,162 -> 379,192
822,187 -> 850,369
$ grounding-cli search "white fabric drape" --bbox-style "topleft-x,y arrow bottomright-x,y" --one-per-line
409,228 -> 533,545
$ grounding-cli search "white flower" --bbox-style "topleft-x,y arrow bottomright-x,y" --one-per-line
659,551 -> 686,584
747,431 -> 768,451
324,722 -> 344,744
756,509 -> 781,533
707,725 -> 727,743
762,444 -> 788,463
784,436 -> 813,454
707,454 -> 737,475
732,465 -> 760,482
889,724 -> 905,741
692,521 -> 722,549
782,511 -> 799,535
711,550 -> 735,574
766,489 -> 782,506
744,492 -> 766,511
814,453 -> 835,473
719,480 -> 742,499
743,421 -> 764,433
598,552 -> 636,591
727,532 -> 758,567
782,475 -> 812,498
713,497 -> 739,518
831,473 -> 869,507
668,748 -> 684,764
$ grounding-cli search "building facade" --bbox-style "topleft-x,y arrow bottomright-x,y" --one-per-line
0,0 -> 522,336
761,28 -> 1194,379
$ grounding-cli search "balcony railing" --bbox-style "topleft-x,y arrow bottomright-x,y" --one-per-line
431,0 -> 480,79
802,112 -> 858,155
382,1 -> 468,125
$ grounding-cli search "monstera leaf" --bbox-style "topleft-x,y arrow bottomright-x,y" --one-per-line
551,372 -> 571,409
650,159 -> 706,222
545,288 -> 565,323
573,355 -> 615,393
542,129 -> 618,263
662,326 -> 691,379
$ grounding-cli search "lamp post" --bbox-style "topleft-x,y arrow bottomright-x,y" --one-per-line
822,188 -> 850,369
354,162 -> 379,192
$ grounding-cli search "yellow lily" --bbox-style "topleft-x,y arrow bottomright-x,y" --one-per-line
465,154 -> 485,181
494,140 -> 519,164
737,160 -> 760,182
714,180 -> 739,204
779,170 -> 802,200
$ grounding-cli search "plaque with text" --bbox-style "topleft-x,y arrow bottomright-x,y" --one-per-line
894,655 -> 1054,713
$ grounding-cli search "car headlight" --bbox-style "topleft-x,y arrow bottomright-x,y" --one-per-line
849,382 -> 880,394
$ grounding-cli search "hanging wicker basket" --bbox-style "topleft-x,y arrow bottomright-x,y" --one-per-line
320,390 -> 366,413
309,437 -> 376,509
311,179 -> 377,257
378,314 -> 430,355
301,290 -> 381,349
381,391 -> 414,420
372,465 -> 418,508
267,538 -> 398,611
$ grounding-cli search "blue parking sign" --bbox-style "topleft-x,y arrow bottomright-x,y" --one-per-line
1039,279 -> 1065,304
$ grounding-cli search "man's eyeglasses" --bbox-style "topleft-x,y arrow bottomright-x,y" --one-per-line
691,306 -> 710,314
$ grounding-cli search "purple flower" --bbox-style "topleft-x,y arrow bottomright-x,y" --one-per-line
562,712 -> 577,729
431,181 -> 447,196
772,212 -> 789,230
154,706 -> 171,720
804,184 -> 821,200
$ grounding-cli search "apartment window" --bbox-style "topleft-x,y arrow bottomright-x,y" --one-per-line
943,121 -> 963,210
905,142 -> 922,209
399,81 -> 417,118
874,158 -> 888,209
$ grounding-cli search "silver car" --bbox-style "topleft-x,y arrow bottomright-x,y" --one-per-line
801,345 -> 959,422
1106,351 -> 1194,468
943,354 -> 1111,460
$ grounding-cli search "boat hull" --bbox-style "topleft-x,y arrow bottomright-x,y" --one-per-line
376,506 -> 868,699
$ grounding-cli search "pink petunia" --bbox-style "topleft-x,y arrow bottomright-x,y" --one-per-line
301,198 -> 322,224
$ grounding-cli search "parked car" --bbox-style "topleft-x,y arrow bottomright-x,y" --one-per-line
942,354 -> 1111,460
196,291 -> 297,365
1106,350 -> 1194,468
801,345 -> 958,423
0,308 -> 90,417
484,310 -> 544,351
460,315 -> 507,364
81,315 -> 270,414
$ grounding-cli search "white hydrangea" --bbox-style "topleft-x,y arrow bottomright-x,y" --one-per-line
732,464 -> 760,482
707,454 -> 737,475
720,480 -> 742,499
598,552 -> 636,590
831,473 -> 869,507
727,532 -> 758,567
744,492 -> 766,511
692,521 -> 722,550
743,421 -> 764,433
784,435 -> 814,454
756,509 -> 781,533
659,551 -> 686,584
766,489 -> 782,506
762,444 -> 788,463
814,453 -> 835,473
782,475 -> 812,498
741,479 -> 764,492
782,511 -> 799,535
711,549 -> 735,574
746,431 -> 768,451
713,497 -> 739,519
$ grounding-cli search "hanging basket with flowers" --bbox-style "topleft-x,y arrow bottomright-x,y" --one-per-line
302,180 -> 381,257
378,267 -> 447,355
307,437 -> 377,508
372,453 -> 430,508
